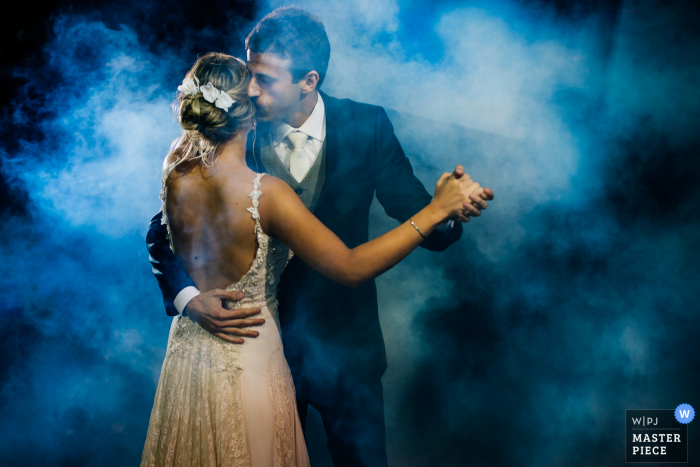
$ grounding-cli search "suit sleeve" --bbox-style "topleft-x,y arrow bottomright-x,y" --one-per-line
373,107 -> 462,252
146,212 -> 197,316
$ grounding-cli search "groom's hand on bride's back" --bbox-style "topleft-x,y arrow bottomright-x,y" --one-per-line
184,290 -> 264,344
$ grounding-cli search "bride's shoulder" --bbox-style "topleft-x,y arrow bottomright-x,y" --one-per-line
162,152 -> 177,172
257,175 -> 303,218
162,150 -> 189,178
259,174 -> 292,196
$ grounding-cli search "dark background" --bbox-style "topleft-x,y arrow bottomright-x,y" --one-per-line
2,0 -> 699,466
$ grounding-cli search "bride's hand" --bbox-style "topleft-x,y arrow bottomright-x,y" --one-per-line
431,165 -> 486,222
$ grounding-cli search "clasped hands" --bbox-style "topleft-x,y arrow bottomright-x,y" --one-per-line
437,165 -> 494,223
185,165 -> 493,343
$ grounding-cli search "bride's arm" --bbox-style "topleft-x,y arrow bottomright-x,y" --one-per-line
258,167 -> 483,288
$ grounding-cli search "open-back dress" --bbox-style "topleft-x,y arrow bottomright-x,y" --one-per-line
141,171 -> 310,467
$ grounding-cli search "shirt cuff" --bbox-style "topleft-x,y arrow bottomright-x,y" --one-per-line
435,219 -> 455,233
174,286 -> 201,316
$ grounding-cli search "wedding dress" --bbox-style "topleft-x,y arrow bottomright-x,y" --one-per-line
141,172 -> 310,467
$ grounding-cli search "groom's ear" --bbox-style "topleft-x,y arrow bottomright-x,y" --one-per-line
299,70 -> 320,94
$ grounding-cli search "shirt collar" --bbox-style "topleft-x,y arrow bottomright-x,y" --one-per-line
271,92 -> 325,145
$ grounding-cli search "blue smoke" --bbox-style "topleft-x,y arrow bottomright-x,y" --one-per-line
0,17 -> 184,466
2,0 -> 699,466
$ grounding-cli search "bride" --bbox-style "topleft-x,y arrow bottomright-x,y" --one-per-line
141,52 -> 486,467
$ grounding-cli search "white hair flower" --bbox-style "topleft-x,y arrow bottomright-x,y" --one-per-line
178,77 -> 234,111
200,81 -> 234,111
200,82 -> 220,103
214,91 -> 234,110
177,76 -> 199,95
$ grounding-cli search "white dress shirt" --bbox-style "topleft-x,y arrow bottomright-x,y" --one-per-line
173,92 -> 452,314
271,92 -> 326,172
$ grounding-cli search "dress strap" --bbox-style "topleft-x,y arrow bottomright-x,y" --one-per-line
246,173 -> 267,222
159,158 -> 183,253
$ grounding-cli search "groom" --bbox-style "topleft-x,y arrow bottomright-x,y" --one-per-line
147,7 -> 492,467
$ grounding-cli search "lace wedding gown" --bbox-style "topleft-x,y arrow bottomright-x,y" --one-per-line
141,173 -> 310,467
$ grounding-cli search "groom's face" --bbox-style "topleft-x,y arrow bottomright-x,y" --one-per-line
247,51 -> 303,122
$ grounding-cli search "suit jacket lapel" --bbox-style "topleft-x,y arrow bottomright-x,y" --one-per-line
315,91 -> 352,215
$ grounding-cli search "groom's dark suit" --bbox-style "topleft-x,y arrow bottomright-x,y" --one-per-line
147,91 -> 462,466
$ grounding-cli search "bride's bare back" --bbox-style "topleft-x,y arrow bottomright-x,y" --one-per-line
163,137 -> 478,295
165,151 -> 260,293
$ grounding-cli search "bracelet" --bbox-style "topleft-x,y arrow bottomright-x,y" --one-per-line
409,218 -> 427,239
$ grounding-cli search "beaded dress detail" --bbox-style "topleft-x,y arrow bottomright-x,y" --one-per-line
142,172 -> 308,467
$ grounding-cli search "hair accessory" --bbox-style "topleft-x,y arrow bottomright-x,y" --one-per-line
200,82 -> 234,110
177,76 -> 234,111
409,217 -> 427,239
178,76 -> 200,95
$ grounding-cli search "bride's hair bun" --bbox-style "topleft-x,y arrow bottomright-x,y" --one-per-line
176,52 -> 254,145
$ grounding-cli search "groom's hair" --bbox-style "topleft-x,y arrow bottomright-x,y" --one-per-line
245,7 -> 331,88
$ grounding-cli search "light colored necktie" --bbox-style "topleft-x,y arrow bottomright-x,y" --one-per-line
287,132 -> 310,182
